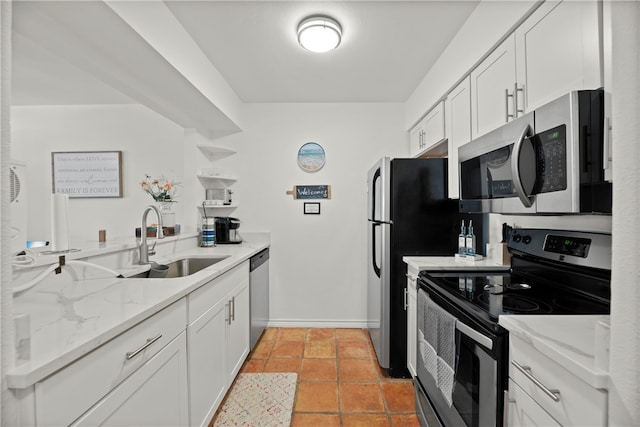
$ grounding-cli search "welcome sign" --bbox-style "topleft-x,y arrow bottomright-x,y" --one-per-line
286,185 -> 331,199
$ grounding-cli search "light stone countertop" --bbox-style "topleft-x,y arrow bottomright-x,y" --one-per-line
499,315 -> 610,389
403,256 -> 511,272
7,235 -> 270,389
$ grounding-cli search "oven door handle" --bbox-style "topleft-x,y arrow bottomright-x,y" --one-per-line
456,321 -> 493,350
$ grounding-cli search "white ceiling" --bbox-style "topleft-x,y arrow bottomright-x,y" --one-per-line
12,0 -> 480,106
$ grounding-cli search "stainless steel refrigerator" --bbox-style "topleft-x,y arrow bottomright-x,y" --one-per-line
367,157 -> 480,377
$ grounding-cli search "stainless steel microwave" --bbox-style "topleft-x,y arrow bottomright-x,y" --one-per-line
458,89 -> 612,214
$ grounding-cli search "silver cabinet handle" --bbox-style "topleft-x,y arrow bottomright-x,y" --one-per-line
604,116 -> 612,171
231,296 -> 236,322
404,288 -> 408,310
512,360 -> 560,402
515,84 -> 525,117
126,334 -> 162,360
505,88 -> 515,122
225,302 -> 231,325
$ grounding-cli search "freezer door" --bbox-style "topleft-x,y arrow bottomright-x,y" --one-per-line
367,157 -> 391,222
367,220 -> 391,368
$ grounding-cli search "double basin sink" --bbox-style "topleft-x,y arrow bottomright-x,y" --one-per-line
130,256 -> 230,279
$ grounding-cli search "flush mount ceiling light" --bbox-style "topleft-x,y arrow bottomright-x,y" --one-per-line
297,16 -> 342,53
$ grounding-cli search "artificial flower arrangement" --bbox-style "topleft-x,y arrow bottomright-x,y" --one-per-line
140,174 -> 181,202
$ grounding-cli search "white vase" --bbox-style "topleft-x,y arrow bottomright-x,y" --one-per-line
157,202 -> 176,227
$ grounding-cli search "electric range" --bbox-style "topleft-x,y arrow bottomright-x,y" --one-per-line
414,228 -> 611,427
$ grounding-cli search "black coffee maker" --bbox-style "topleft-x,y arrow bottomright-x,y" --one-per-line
214,217 -> 242,244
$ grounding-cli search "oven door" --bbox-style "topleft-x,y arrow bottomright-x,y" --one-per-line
416,287 -> 505,427
458,113 -> 536,214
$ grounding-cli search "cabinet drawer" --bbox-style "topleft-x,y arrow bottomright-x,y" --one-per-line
35,299 -> 187,427
507,379 -> 560,426
188,261 -> 249,323
509,335 -> 607,426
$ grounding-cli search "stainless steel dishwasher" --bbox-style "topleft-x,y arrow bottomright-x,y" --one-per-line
249,248 -> 269,350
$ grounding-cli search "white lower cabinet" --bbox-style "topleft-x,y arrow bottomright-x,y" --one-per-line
187,261 -> 250,427
406,265 -> 418,377
506,379 -> 561,427
72,332 -> 189,427
35,299 -> 188,427
28,260 -> 253,427
226,279 -> 250,379
506,335 -> 607,426
187,297 -> 228,427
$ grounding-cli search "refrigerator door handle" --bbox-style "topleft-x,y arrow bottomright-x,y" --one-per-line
370,167 -> 382,221
372,222 -> 382,277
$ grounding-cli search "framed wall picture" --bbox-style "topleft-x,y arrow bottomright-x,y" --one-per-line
297,142 -> 326,172
52,151 -> 123,198
304,202 -> 321,215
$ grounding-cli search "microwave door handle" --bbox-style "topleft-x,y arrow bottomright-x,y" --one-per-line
511,124 -> 535,208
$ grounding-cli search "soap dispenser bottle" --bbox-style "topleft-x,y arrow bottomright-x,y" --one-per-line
458,220 -> 466,255
466,220 -> 476,256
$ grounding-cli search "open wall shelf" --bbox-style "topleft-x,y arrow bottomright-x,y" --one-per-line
196,145 -> 236,162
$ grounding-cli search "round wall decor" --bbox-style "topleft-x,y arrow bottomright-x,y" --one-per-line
297,142 -> 326,172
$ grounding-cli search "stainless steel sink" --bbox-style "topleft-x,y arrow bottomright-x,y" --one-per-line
130,256 -> 229,278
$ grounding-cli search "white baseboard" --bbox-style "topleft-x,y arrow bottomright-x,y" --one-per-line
267,319 -> 369,329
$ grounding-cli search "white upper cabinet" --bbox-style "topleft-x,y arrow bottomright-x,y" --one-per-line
470,35 -> 517,139
515,0 -> 602,113
445,76 -> 472,199
470,0 -> 602,140
409,101 -> 446,158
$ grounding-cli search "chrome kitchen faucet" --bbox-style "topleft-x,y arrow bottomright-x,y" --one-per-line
139,205 -> 164,264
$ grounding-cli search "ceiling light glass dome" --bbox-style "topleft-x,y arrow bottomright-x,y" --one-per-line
297,16 -> 342,53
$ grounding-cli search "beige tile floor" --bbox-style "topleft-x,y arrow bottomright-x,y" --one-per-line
211,327 -> 420,427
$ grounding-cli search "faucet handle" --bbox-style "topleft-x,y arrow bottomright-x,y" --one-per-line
148,240 -> 157,256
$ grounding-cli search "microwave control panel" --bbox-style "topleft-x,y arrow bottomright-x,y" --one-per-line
536,125 -> 567,193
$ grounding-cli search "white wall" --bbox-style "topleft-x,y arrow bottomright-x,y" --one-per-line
219,103 -> 405,326
10,104 -> 189,246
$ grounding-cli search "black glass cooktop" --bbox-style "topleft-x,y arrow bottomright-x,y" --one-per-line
418,271 -> 610,323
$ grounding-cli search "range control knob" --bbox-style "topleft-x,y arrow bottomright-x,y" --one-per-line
513,234 -> 522,243
522,235 -> 532,244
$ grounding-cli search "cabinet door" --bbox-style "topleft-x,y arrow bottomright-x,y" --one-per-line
422,101 -> 446,151
445,76 -> 472,198
506,380 -> 561,427
409,124 -> 424,158
515,0 -> 601,114
471,35 -> 517,139
409,122 -> 424,157
227,281 -> 250,381
72,333 -> 189,427
406,277 -> 417,377
188,298 -> 228,427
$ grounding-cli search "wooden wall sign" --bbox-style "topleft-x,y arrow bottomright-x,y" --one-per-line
286,185 -> 331,199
